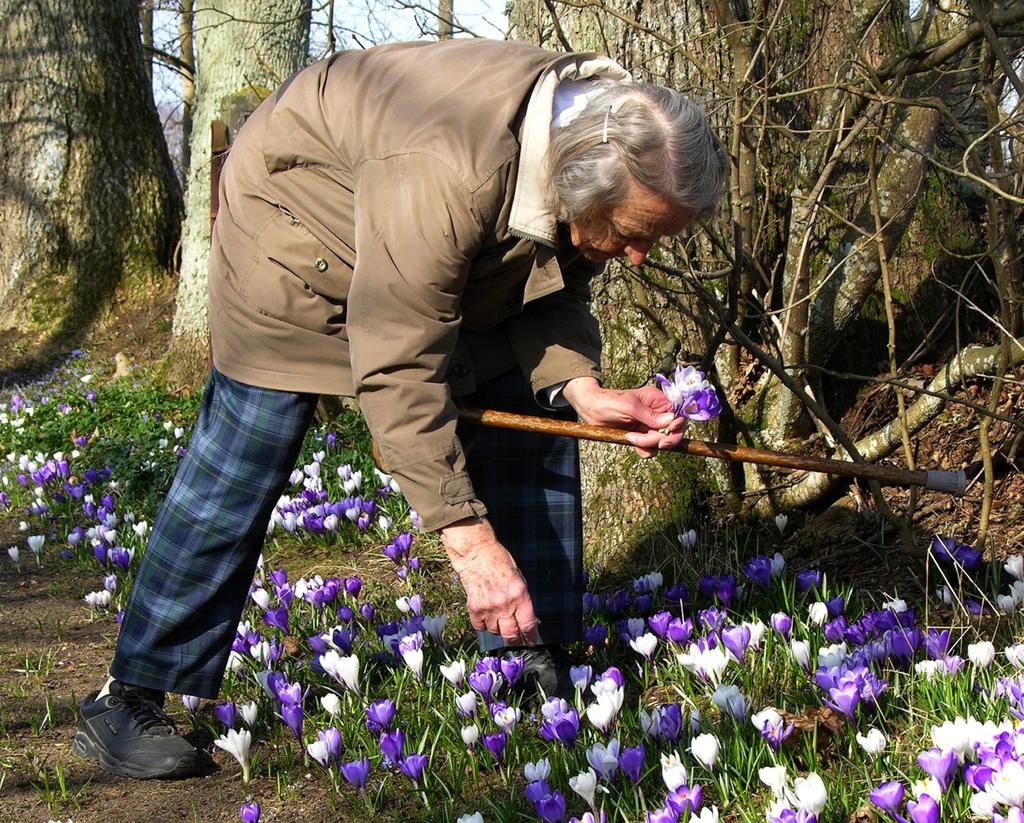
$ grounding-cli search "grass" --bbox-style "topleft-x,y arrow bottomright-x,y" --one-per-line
1,351 -> 1023,823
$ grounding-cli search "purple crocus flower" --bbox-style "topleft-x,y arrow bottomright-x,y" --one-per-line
924,629 -> 951,660
240,802 -> 261,823
618,743 -> 645,782
906,794 -> 939,823
666,618 -> 694,647
647,611 -> 673,639
796,570 -> 823,593
379,729 -> 404,764
281,701 -> 303,741
745,555 -> 773,588
666,784 -> 703,816
525,779 -> 552,805
644,806 -> 677,823
533,789 -> 567,823
771,612 -> 793,639
539,698 -> 580,749
398,753 -> 428,785
823,618 -> 847,644
181,694 -> 199,715
869,782 -> 905,816
768,811 -> 817,823
343,575 -> 362,597
721,625 -> 752,664
760,717 -> 795,752
501,656 -> 524,688
482,730 -> 507,764
340,757 -> 370,790
584,624 -> 608,647
659,703 -> 683,742
824,682 -> 861,722
214,702 -> 237,729
262,606 -> 290,635
826,595 -> 846,617
916,747 -> 957,791
468,670 -> 499,703
364,698 -> 396,734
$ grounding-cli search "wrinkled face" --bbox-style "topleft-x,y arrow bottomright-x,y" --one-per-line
568,180 -> 694,266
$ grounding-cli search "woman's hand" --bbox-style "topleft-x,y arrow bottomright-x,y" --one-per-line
440,517 -> 541,645
563,376 -> 686,457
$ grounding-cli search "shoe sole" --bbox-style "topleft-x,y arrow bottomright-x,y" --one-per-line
72,730 -> 199,780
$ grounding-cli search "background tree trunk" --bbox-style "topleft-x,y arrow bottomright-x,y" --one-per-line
508,0 -> 1022,567
0,0 -> 182,340
168,0 -> 311,382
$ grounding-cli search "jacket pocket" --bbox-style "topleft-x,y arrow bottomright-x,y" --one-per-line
240,207 -> 350,333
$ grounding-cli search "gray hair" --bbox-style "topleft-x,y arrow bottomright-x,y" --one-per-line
548,80 -> 727,224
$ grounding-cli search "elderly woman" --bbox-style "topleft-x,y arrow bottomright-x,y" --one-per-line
74,38 -> 725,779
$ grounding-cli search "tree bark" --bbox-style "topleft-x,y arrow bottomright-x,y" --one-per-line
0,0 -> 182,338
168,0 -> 311,382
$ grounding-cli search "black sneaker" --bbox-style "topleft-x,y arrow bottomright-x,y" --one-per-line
508,644 -> 578,703
73,680 -> 201,779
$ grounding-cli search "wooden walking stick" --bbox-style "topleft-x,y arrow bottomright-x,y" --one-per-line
456,408 -> 967,496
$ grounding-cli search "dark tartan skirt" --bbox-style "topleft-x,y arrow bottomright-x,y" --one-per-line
457,369 -> 584,652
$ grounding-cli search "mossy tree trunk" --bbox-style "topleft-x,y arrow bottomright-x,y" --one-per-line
0,0 -> 182,338
168,0 -> 311,383
508,0 -> 1023,567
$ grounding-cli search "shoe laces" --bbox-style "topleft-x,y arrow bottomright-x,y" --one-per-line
113,689 -> 176,734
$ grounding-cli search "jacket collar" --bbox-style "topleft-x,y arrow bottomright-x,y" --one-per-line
508,54 -> 631,247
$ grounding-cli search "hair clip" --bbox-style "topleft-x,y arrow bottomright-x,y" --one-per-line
601,104 -> 613,144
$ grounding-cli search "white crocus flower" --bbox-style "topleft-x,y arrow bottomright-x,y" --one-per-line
440,659 -> 466,687
569,768 -> 598,810
746,620 -> 767,649
455,691 -> 477,717
320,650 -> 360,694
460,724 -> 479,747
697,808 -> 719,823
817,642 -> 848,668
935,585 -> 953,605
585,693 -> 619,734
250,588 -> 270,611
524,758 -> 551,782
690,733 -> 720,770
969,792 -> 997,818
321,692 -> 341,717
629,632 -> 658,661
759,765 -> 788,797
985,760 -> 1024,806
239,701 -> 258,728
996,594 -> 1017,614
214,728 -> 252,782
1005,643 -> 1024,669
27,534 -> 44,563
751,707 -> 783,731
677,529 -> 697,551
456,814 -> 484,823
84,590 -> 111,609
7,546 -> 20,571
790,639 -> 811,671
855,728 -> 887,758
968,641 -> 996,670
401,645 -> 424,679
1005,555 -> 1024,579
774,513 -> 788,533
791,772 -> 828,815
911,777 -> 940,799
808,602 -> 828,626
770,552 -> 786,577
661,751 -> 688,792
493,706 -> 521,731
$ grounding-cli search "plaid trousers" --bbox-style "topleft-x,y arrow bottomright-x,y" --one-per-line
111,370 -> 318,697
111,367 -> 582,696
458,369 -> 583,652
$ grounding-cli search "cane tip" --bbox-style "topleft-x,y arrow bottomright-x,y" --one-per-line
924,470 -> 966,497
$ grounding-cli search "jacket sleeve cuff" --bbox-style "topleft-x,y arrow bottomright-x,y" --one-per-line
384,450 -> 489,533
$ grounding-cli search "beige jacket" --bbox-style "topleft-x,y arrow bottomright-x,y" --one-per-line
208,39 -> 629,530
